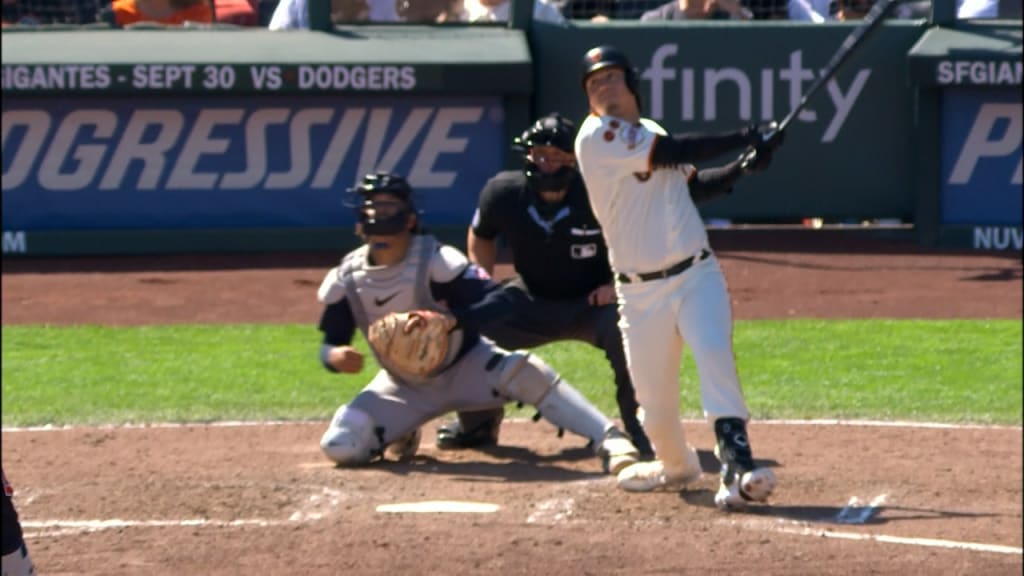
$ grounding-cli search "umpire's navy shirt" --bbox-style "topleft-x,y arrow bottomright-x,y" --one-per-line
471,170 -> 612,301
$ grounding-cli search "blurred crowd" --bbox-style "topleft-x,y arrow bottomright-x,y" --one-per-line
1,0 -> 1018,29
2,0 -> 257,25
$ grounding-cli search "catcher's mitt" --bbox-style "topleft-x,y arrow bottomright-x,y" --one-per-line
367,310 -> 456,377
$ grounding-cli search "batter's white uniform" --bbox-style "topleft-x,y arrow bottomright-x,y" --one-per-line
575,114 -> 751,476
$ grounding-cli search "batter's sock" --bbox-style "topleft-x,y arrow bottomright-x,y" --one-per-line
714,417 -> 756,483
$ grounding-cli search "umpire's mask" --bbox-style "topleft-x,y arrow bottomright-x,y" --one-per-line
513,113 -> 578,195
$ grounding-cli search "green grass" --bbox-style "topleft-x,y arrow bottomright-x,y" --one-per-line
2,320 -> 1021,427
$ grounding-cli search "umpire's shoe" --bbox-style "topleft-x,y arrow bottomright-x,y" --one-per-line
436,407 -> 503,450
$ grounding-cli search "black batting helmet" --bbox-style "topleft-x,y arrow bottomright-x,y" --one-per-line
580,45 -> 641,110
345,172 -> 419,236
513,113 -> 578,193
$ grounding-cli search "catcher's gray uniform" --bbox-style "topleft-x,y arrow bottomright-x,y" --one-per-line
316,234 -> 638,470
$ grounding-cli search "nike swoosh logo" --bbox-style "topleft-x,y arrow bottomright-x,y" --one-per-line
374,292 -> 400,307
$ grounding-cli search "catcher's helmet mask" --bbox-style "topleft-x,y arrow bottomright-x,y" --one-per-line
513,113 -> 578,196
580,45 -> 642,112
345,172 -> 420,236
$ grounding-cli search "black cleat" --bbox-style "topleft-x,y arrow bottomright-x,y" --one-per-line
435,407 -> 503,450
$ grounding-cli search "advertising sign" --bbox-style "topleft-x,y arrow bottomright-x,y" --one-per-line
531,25 -> 924,219
940,88 -> 1022,226
2,96 -> 504,231
1,64 -> 421,94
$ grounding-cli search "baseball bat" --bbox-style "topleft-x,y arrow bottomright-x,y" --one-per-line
777,0 -> 900,134
741,0 -> 900,168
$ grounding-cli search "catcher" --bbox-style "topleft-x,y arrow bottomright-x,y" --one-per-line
315,172 -> 640,474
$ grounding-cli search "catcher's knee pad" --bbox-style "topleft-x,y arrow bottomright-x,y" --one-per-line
320,405 -> 380,466
494,351 -> 558,406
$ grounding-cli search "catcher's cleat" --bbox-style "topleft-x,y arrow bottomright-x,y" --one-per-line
714,467 -> 776,511
384,427 -> 422,462
598,427 -> 641,475
435,411 -> 502,450
616,445 -> 701,492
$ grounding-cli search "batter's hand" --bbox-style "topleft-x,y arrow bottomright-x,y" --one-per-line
745,121 -> 784,151
328,345 -> 364,373
587,284 -> 616,307
739,145 -> 773,174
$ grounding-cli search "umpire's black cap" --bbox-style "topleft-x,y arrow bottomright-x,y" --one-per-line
514,113 -> 576,155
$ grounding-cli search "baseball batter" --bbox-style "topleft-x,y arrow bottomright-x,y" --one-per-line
315,172 -> 640,474
574,45 -> 783,509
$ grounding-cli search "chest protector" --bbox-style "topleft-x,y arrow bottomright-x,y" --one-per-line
338,235 -> 464,383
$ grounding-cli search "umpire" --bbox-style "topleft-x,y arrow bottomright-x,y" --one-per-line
436,113 -> 655,458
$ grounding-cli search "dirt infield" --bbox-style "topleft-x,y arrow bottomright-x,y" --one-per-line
2,230 -> 1022,575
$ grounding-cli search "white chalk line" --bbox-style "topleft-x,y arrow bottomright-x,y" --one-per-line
736,517 -> 1023,556
376,501 -> 501,514
22,484 -> 346,539
21,487 -> 1021,557
4,418 -> 1020,433
22,518 -> 301,539
28,504 -> 1022,557
526,497 -> 576,525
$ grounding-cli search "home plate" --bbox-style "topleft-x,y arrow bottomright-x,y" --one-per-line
375,501 -> 500,514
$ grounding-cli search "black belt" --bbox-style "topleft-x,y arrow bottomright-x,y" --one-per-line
616,249 -> 711,284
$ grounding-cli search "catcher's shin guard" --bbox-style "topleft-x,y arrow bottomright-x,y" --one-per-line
494,351 -> 638,470
496,352 -> 607,441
